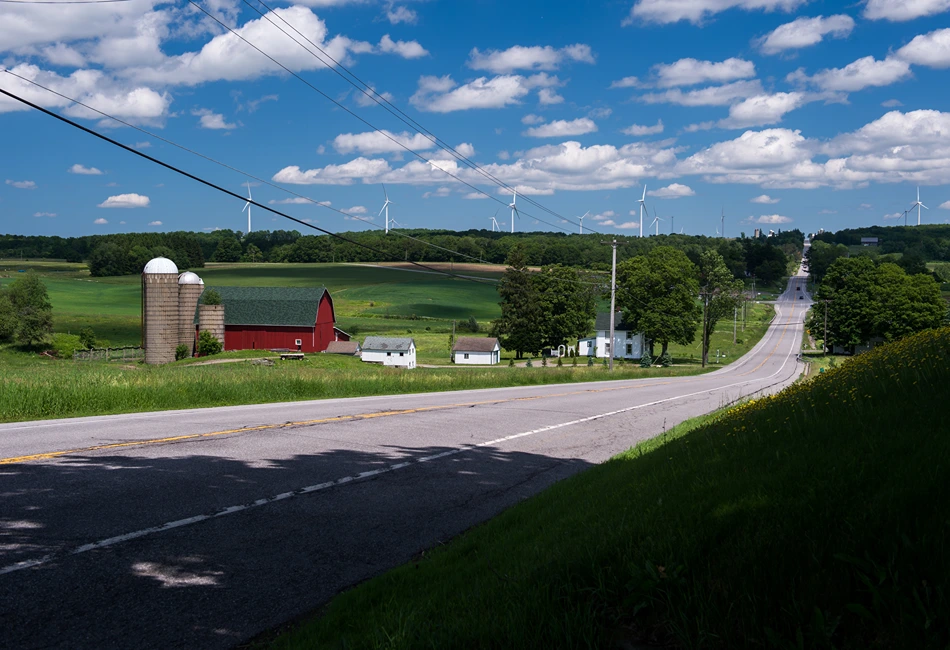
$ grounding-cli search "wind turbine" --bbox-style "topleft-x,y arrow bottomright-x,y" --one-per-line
509,190 -> 520,234
651,211 -> 664,236
720,206 -> 725,239
578,210 -> 589,235
378,184 -> 393,234
638,185 -> 647,238
670,214 -> 675,234
242,181 -> 253,233
489,208 -> 500,232
911,186 -> 928,226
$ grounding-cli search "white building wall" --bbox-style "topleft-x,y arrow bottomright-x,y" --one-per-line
578,338 -> 595,356
453,349 -> 498,365
362,347 -> 416,368
593,330 -> 644,359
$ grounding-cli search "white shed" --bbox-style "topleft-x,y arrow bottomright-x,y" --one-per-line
452,337 -> 500,365
591,312 -> 645,360
361,336 -> 416,368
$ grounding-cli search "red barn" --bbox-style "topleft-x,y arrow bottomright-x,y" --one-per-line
196,286 -> 344,353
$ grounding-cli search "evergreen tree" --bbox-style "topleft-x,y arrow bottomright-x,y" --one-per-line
533,265 -> 597,352
491,248 -> 543,359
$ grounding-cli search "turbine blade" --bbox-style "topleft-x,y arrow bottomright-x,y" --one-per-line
378,205 -> 386,217
242,202 -> 250,212
922,204 -> 929,209
641,185 -> 646,201
382,183 -> 388,199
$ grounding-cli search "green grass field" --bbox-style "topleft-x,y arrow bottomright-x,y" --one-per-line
268,327 -> 950,650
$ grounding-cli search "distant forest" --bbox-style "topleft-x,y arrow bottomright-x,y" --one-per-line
812,224 -> 950,261
0,228 -> 804,282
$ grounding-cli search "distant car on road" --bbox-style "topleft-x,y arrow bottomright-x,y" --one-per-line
799,295 -> 804,300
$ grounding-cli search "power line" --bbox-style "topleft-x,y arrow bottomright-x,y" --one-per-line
0,0 -> 132,3
241,0 -> 600,235
0,68 -> 498,267
186,1 -> 585,236
0,85 -> 504,288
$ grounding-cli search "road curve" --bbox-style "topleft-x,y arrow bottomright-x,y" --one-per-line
0,274 -> 810,649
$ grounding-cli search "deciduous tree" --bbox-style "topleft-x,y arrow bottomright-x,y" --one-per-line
8,270 -> 53,347
616,246 -> 700,359
698,250 -> 742,367
491,248 -> 542,359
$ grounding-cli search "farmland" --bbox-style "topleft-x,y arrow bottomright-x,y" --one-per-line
0,260 -> 775,422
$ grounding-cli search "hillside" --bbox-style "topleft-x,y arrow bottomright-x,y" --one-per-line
272,327 -> 950,649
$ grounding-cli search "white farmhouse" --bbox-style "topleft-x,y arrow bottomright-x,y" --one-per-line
361,336 -> 416,368
581,312 -> 645,360
452,337 -> 501,365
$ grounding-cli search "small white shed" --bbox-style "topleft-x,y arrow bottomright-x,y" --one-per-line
452,337 -> 500,365
361,336 -> 416,368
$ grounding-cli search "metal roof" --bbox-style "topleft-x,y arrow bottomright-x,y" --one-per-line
594,312 -> 637,331
362,336 -> 415,352
194,286 -> 330,327
326,341 -> 361,355
178,271 -> 204,285
143,257 -> 179,274
452,337 -> 500,353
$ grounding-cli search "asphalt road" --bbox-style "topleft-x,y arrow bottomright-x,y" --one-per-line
0,273 -> 810,649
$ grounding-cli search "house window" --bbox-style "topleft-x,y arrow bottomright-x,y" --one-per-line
464,353 -> 469,359
626,343 -> 633,355
400,352 -> 404,357
626,331 -> 632,339
387,352 -> 391,357
605,342 -> 610,351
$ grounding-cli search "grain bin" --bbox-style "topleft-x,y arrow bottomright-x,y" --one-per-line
177,271 -> 204,354
142,257 -> 179,365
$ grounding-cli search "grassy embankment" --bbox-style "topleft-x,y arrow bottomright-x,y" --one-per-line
269,327 -> 950,649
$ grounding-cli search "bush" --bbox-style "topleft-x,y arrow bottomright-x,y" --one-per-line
541,357 -> 548,367
526,358 -> 533,368
588,356 -> 594,367
51,333 -> 83,359
639,355 -> 652,368
571,356 -> 577,367
175,344 -> 190,361
458,316 -> 480,333
557,357 -> 563,367
659,352 -> 673,367
201,289 -> 222,305
197,330 -> 222,356
79,326 -> 96,350
508,358 -> 514,367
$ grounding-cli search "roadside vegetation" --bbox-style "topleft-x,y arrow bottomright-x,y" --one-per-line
269,326 -> 950,650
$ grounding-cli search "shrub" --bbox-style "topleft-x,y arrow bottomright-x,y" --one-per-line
659,352 -> 673,367
526,358 -> 533,367
639,355 -> 652,368
201,289 -> 222,305
588,356 -> 594,367
541,357 -> 548,367
571,356 -> 577,367
175,344 -> 190,361
79,326 -> 96,350
197,330 -> 222,356
458,316 -> 480,333
508,358 -> 514,367
557,357 -> 563,367
51,333 -> 83,359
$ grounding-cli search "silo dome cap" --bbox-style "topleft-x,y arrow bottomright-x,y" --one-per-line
178,271 -> 204,285
143,257 -> 179,274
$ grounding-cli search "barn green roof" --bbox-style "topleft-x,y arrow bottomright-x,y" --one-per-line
194,286 -> 329,327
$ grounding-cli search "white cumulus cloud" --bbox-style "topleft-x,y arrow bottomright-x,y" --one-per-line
410,73 -> 561,113
273,158 -> 391,185
864,0 -> 950,21
788,56 -> 912,92
94,218 -> 109,224
939,200 -> 950,209
97,193 -> 150,208
652,57 -> 756,87
751,194 -> 780,204
648,183 -> 695,198
33,211 -> 56,217
333,130 -> 434,155
148,220 -> 162,226
69,164 -> 103,175
378,34 -> 428,59
524,118 -> 597,138
719,92 -> 809,128
896,28 -> 950,68
756,15 -> 854,55
193,108 -> 236,130
467,44 -> 594,73
640,80 -> 764,106
5,179 -> 36,189
752,214 -> 792,223
386,5 -> 417,24
625,0 -> 806,25
623,120 -> 664,136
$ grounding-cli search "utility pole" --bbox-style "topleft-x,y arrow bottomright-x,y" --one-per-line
602,238 -> 618,371
733,306 -> 737,344
701,291 -> 708,368
823,299 -> 829,355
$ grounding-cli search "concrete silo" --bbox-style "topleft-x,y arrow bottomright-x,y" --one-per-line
142,257 -> 180,365
177,271 -> 204,355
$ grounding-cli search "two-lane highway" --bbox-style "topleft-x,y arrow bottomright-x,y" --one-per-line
0,273 -> 810,649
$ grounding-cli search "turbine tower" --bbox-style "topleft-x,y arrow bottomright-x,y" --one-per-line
509,190 -> 520,234
490,208 -> 500,232
578,210 -> 589,234
670,214 -> 675,234
911,186 -> 928,226
638,185 -> 647,238
378,184 -> 393,234
721,206 -> 725,239
242,181 -> 253,233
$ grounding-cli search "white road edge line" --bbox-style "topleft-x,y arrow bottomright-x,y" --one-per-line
1,308 -> 804,578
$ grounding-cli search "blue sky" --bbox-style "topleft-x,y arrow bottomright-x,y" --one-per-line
1,0 -> 950,239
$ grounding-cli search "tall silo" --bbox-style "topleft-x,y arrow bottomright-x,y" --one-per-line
142,257 -> 179,365
177,271 -> 204,355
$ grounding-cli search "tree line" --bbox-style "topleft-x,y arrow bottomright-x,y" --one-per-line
2,228 -> 803,282
492,246 -> 743,366
807,256 -> 947,354
812,224 -> 950,262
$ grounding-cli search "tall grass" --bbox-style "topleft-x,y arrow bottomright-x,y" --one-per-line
270,327 -> 950,650
0,355 -> 704,423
